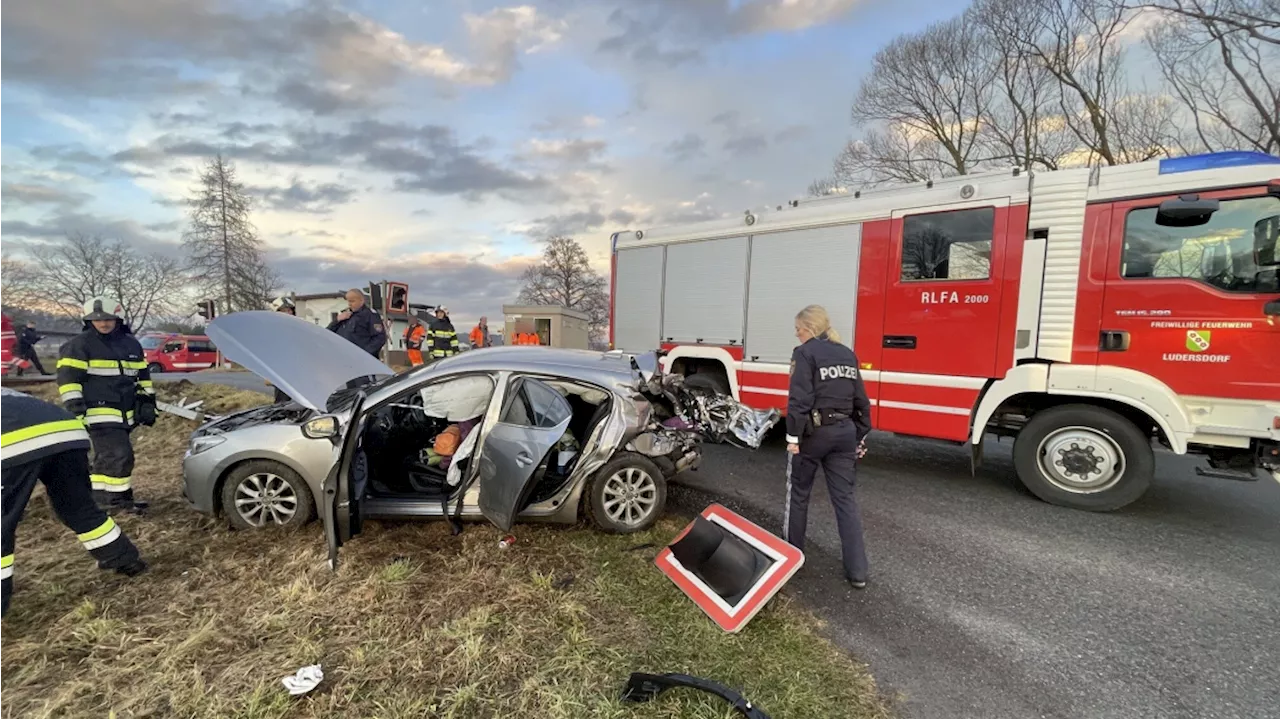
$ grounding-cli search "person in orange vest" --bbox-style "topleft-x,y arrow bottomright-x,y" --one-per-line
468,316 -> 491,350
404,315 -> 427,366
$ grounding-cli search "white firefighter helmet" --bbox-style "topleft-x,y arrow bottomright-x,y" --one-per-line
270,296 -> 295,312
82,296 -> 125,321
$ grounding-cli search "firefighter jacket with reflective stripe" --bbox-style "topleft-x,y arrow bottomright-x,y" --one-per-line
0,389 -> 92,469
428,317 -> 460,357
56,325 -> 151,418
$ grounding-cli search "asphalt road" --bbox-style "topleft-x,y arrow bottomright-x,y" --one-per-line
670,431 -> 1280,719
153,370 -> 273,394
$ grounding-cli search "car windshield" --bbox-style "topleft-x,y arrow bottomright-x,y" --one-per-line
139,336 -> 165,350
323,363 -> 430,413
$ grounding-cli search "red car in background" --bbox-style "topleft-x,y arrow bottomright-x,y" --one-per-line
1,314 -> 31,376
143,333 -> 219,374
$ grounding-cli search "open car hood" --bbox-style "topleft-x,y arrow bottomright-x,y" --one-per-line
206,311 -> 393,410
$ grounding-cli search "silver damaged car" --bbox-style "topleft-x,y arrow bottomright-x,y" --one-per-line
183,311 -> 716,564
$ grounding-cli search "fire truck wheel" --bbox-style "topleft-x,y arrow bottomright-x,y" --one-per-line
586,453 -> 667,534
1013,404 -> 1153,512
683,372 -> 730,396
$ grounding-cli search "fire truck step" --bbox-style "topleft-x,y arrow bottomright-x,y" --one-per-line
1194,466 -> 1259,482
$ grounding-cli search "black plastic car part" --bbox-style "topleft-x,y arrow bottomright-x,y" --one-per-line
621,672 -> 771,718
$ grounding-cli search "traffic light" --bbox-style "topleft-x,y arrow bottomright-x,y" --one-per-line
387,282 -> 408,314
196,300 -> 216,320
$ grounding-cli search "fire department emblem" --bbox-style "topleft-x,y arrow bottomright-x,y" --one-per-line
1185,330 -> 1211,352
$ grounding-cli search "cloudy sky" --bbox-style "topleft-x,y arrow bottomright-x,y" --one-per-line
1,0 -> 963,328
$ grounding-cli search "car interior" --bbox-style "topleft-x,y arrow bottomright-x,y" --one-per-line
360,373 -> 616,506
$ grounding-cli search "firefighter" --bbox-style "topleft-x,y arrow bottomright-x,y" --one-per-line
404,315 -> 428,366
428,306 -> 460,361
784,304 -> 872,589
18,322 -> 48,375
327,288 -> 386,358
2,388 -> 148,617
57,297 -> 156,513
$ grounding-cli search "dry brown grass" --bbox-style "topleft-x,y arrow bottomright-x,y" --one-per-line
1,385 -> 894,718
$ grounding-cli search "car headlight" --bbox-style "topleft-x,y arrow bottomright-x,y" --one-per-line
188,435 -> 227,457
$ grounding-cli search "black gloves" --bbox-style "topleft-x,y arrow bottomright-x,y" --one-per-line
65,398 -> 87,421
135,394 -> 158,426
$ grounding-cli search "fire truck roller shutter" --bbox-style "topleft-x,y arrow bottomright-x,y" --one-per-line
662,236 -> 749,346
614,246 -> 665,352
745,224 -> 861,364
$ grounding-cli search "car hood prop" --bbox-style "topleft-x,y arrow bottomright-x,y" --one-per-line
622,672 -> 772,719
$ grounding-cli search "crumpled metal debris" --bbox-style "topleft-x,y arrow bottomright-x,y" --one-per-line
641,374 -> 781,449
281,664 -> 324,695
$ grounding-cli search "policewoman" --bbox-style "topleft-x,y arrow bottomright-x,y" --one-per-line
2,388 -> 147,617
784,304 -> 872,589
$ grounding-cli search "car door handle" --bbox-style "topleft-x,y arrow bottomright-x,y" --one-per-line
883,335 -> 917,349
1100,330 -> 1130,352
516,451 -> 533,466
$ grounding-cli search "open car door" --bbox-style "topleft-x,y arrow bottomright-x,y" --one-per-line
477,376 -> 573,531
321,394 -> 367,570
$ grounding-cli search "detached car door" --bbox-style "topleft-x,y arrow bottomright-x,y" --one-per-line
477,376 -> 573,531
322,395 -> 366,570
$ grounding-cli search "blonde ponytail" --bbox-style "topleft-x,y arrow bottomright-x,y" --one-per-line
796,304 -> 841,344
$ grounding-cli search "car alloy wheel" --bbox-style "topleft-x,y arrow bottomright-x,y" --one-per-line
601,466 -> 659,528
233,471 -> 299,527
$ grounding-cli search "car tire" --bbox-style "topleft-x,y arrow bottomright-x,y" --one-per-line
683,371 -> 730,396
586,453 -> 667,534
147,362 -> 165,375
1012,404 -> 1153,512
220,460 -> 316,530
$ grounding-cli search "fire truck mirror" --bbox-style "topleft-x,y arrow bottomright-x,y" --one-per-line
1155,195 -> 1219,228
1254,215 -> 1279,266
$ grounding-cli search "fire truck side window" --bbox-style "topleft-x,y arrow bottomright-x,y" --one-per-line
1121,195 -> 1280,294
900,207 -> 994,281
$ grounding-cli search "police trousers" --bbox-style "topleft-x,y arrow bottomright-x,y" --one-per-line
89,424 -> 135,502
2,448 -> 141,616
784,421 -> 869,582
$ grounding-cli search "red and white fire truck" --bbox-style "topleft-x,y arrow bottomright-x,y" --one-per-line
609,151 -> 1280,511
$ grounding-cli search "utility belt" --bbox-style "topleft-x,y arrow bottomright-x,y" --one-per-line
802,408 -> 853,437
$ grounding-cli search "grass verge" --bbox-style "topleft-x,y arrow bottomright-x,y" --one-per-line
2,384 -> 894,718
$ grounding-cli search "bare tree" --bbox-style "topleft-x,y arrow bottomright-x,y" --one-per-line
1143,0 -> 1279,153
183,154 -> 276,313
1006,0 -> 1181,164
21,233 -> 186,331
1,251 -> 40,310
516,237 -> 610,343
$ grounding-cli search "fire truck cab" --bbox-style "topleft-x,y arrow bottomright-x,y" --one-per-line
610,151 -> 1280,511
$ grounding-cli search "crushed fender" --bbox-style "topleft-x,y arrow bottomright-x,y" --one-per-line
622,672 -> 772,719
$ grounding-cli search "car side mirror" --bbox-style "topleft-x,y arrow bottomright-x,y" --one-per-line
1254,214 -> 1280,267
303,415 -> 340,439
1156,195 -> 1220,228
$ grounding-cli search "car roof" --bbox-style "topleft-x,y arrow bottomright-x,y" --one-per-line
428,346 -> 636,386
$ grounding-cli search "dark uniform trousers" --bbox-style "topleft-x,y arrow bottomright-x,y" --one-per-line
785,421 -> 869,582
3,436 -> 141,617
89,422 -> 136,504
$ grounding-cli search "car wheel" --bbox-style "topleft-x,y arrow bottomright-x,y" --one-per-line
586,453 -> 667,534
220,460 -> 315,530
147,362 -> 165,375
1012,404 -> 1153,512
683,372 -> 730,396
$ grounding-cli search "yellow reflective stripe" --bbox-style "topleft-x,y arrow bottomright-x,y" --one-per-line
1,555 -> 13,568
58,357 -> 89,370
138,380 -> 153,388
59,383 -> 84,394
90,474 -> 131,487
85,407 -> 125,417
1,419 -> 88,447
122,361 -> 148,369
77,518 -> 117,543
88,359 -> 121,368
